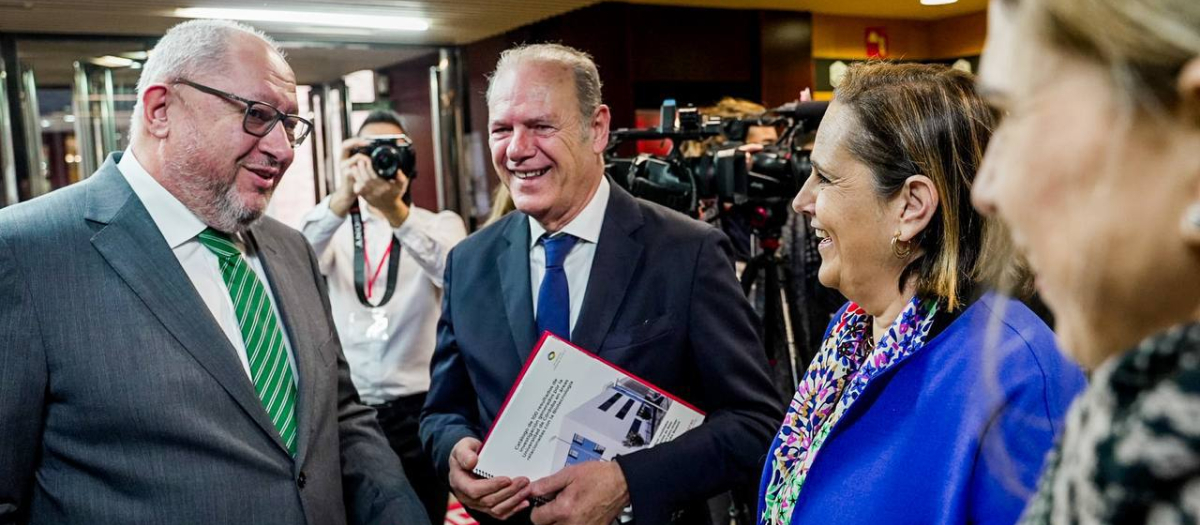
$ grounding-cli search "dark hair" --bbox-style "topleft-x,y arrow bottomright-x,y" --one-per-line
835,62 -> 999,311
357,110 -> 406,136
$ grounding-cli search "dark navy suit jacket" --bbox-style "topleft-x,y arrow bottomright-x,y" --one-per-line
420,182 -> 784,524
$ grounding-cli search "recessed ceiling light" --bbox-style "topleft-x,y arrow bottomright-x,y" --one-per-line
174,8 -> 430,31
921,0 -> 959,4
90,55 -> 136,68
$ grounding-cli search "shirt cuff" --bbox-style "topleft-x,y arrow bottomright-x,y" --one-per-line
302,198 -> 346,236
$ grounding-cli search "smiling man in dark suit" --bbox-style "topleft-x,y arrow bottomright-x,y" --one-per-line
419,43 -> 783,525
0,20 -> 427,525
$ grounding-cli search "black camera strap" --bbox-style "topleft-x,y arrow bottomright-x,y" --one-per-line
350,202 -> 401,308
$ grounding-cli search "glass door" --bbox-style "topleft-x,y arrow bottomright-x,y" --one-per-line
17,64 -> 49,198
0,56 -> 17,207
73,61 -> 138,179
9,38 -> 150,198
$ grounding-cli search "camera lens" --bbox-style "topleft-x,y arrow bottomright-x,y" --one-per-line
371,145 -> 401,179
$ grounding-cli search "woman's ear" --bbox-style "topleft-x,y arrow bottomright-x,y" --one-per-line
140,84 -> 171,139
1177,57 -> 1200,245
1178,56 -> 1200,125
897,174 -> 939,242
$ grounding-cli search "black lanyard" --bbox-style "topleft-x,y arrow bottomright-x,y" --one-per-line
350,202 -> 401,307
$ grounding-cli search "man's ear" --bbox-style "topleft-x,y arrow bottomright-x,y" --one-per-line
896,174 -> 939,242
140,83 -> 171,139
590,104 -> 611,154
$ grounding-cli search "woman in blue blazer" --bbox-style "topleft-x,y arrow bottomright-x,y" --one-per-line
758,62 -> 1086,525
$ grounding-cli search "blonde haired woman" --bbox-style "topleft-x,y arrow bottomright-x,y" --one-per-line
973,0 -> 1200,522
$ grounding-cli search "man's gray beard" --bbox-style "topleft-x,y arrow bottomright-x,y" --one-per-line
165,153 -> 269,233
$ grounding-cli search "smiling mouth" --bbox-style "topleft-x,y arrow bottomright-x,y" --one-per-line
244,165 -> 279,180
813,227 -> 833,248
511,168 -> 548,180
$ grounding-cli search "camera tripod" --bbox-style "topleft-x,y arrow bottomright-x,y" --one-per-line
735,210 -> 804,400
714,208 -> 806,525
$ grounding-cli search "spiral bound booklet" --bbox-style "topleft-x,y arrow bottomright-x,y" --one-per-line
473,332 -> 705,481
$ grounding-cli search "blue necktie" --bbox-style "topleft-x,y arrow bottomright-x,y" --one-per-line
536,233 -> 578,341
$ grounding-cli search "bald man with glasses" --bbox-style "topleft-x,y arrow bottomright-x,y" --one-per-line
0,20 -> 429,525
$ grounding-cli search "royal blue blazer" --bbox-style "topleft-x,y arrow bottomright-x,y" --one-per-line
758,294 -> 1086,525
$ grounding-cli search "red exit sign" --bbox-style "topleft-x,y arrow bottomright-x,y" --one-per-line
866,27 -> 889,58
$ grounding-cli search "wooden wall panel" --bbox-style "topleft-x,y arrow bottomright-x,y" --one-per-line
384,53 -> 441,212
760,10 -> 814,107
929,11 -> 987,59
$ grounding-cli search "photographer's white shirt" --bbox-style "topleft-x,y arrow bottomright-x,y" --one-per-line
301,198 -> 466,404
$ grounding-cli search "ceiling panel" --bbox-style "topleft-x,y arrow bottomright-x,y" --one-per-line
0,0 -> 986,46
628,0 -> 986,21
0,0 -> 597,45
2,0 -> 985,86
15,37 -> 436,86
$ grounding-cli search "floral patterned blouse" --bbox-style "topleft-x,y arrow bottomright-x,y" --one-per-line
1020,322 -> 1200,524
760,295 -> 940,524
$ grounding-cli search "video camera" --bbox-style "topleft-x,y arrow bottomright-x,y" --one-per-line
605,99 -> 828,238
350,134 -> 417,181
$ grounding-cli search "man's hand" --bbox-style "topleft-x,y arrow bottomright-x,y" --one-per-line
329,138 -> 371,217
448,437 -> 532,520
332,137 -> 411,227
529,461 -> 630,525
358,167 -> 410,228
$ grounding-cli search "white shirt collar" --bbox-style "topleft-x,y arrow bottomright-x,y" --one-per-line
529,176 -> 610,247
118,148 -> 209,249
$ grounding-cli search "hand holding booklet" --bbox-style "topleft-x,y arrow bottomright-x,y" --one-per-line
473,333 -> 705,482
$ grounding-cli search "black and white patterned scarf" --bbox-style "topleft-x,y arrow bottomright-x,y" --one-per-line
1021,323 -> 1200,524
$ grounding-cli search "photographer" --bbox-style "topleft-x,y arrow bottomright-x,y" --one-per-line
301,110 -> 466,523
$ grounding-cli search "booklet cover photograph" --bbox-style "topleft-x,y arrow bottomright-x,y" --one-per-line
554,378 -> 672,467
473,334 -> 704,481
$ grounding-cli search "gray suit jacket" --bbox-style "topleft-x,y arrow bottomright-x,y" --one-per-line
0,153 -> 430,525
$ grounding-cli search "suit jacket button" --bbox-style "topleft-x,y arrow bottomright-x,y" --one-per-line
297,471 -> 307,489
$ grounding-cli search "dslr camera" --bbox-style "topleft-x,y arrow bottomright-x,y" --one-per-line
350,134 -> 417,181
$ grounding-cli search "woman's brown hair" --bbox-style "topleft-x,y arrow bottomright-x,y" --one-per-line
835,62 -> 999,311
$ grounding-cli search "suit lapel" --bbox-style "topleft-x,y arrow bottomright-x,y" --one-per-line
497,214 -> 539,363
85,155 -> 288,455
245,227 -> 323,464
572,183 -> 645,353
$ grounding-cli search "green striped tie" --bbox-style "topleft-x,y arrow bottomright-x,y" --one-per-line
197,228 -> 298,455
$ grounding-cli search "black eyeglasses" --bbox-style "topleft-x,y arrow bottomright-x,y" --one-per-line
175,79 -> 313,149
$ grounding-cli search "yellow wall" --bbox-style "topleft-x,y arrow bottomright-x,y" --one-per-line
813,12 -> 986,60
811,11 -> 986,98
929,11 -> 987,58
812,14 -> 932,60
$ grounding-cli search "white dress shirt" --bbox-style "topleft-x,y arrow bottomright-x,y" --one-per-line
301,197 -> 466,404
117,149 -> 297,384
529,176 -> 610,335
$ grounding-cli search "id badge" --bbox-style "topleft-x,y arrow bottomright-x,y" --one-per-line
348,308 -> 390,343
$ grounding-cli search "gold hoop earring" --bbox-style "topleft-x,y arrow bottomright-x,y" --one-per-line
891,231 -> 913,259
